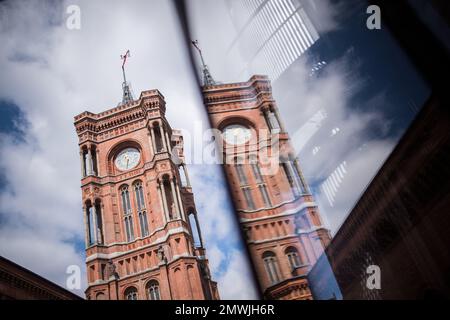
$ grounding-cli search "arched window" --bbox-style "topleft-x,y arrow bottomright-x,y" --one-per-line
263,251 -> 281,284
96,292 -> 106,300
124,286 -> 138,300
146,280 -> 161,300
134,182 -> 149,237
285,247 -> 302,271
250,156 -> 263,183
121,185 -> 134,242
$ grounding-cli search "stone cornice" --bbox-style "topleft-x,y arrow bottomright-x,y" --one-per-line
0,256 -> 82,300
80,152 -> 172,188
202,75 -> 273,108
85,225 -> 191,262
74,90 -> 167,138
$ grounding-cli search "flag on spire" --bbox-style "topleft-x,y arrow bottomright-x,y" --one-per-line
121,50 -> 130,68
119,50 -> 133,105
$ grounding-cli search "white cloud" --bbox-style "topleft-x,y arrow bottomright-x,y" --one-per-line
269,55 -> 397,235
214,249 -> 260,300
0,0 -> 257,299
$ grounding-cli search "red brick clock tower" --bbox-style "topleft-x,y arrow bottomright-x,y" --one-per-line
202,75 -> 331,300
74,89 -> 219,300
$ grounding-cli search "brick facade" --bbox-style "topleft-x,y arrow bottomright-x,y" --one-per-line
74,90 -> 219,300
202,75 -> 331,300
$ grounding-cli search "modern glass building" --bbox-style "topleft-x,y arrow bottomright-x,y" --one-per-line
226,0 -> 319,81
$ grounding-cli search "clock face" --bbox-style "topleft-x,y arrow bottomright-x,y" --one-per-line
223,124 -> 252,145
115,148 -> 140,171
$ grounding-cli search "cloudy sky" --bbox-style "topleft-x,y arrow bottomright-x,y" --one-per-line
0,0 -> 259,299
0,0 -> 430,299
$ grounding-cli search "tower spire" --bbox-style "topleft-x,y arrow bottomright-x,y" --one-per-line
191,40 -> 216,86
120,50 -> 134,104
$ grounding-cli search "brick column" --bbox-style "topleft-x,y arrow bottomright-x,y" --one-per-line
170,177 -> 180,218
272,106 -> 286,133
294,158 -> 309,194
159,181 -> 170,221
159,124 -> 167,152
86,148 -> 93,176
157,184 -> 168,224
165,130 -> 172,154
92,204 -> 98,244
150,127 -> 157,154
80,151 -> 86,177
175,180 -> 185,221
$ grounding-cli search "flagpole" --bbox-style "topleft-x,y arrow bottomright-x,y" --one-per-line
122,65 -> 127,84
191,40 -> 215,86
119,50 -> 133,105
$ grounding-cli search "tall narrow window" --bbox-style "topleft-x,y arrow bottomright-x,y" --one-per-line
87,204 -> 95,246
282,162 -> 300,196
292,160 -> 307,194
124,287 -> 138,300
146,280 -> 161,300
179,165 -> 188,187
134,182 -> 146,211
268,110 -> 280,131
285,247 -> 302,271
134,182 -> 149,237
91,147 -> 98,176
243,187 -> 255,210
251,162 -> 263,183
188,212 -> 202,248
259,184 -> 272,207
95,202 -> 104,244
121,186 -> 134,242
235,157 -> 248,185
139,212 -> 149,237
100,264 -> 107,281
154,125 -> 164,152
236,164 -> 248,185
263,251 -> 281,284
163,178 -> 176,220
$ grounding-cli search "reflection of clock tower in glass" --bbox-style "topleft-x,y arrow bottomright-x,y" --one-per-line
74,90 -> 219,300
203,75 -> 331,300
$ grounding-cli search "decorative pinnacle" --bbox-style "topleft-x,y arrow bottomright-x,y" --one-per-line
120,49 -> 134,104
191,40 -> 216,86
